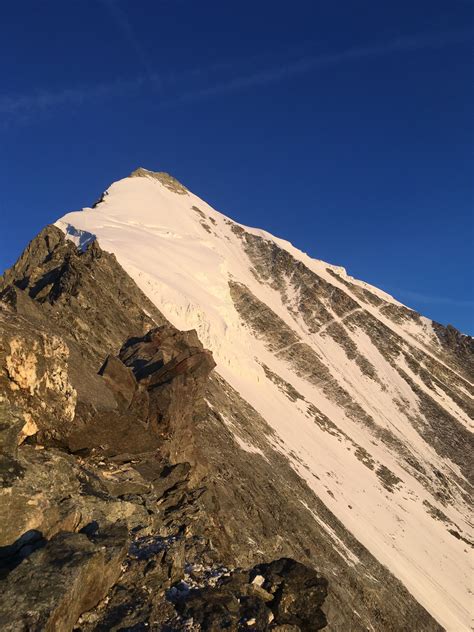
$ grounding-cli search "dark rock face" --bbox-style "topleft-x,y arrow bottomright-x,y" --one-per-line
175,558 -> 328,631
0,225 -> 167,369
432,322 -> 474,375
0,227 -> 444,631
0,526 -> 128,632
253,558 -> 328,630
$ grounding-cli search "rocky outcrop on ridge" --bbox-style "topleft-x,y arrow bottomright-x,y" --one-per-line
130,167 -> 189,194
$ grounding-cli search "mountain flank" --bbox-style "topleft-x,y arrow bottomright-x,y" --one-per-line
0,226 -> 445,631
1,168 -> 472,630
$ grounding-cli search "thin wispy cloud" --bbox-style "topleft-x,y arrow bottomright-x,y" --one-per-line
1,27 -> 472,124
394,289 -> 474,308
0,76 -> 146,118
169,28 -> 474,104
100,0 -> 160,86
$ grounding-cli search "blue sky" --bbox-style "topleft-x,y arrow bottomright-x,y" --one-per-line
1,0 -> 473,333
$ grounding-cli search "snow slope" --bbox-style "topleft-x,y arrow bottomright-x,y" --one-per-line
56,169 -> 473,631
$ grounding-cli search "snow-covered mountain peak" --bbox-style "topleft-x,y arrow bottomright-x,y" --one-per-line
55,173 -> 473,631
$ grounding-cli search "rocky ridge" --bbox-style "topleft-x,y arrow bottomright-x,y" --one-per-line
0,226 -> 445,631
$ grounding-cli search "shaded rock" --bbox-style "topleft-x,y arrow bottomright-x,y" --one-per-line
253,558 -> 328,631
66,326 -> 215,458
0,225 -> 167,370
66,401 -> 159,456
0,428 -> 151,557
0,446 -> 83,550
135,460 -> 192,498
0,402 -> 24,458
119,326 -> 216,469
178,588 -> 243,630
119,325 -> 216,385
174,558 -> 327,631
432,322 -> 474,375
98,354 -> 137,407
0,525 -> 128,632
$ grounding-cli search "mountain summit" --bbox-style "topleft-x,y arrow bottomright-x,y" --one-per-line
0,169 -> 471,631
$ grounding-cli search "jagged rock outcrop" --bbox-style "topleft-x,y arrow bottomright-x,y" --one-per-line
130,167 -> 189,194
0,225 -> 167,369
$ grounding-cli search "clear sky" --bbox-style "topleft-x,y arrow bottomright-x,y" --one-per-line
1,1 -> 473,333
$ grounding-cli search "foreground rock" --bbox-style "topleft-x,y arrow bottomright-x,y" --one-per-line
0,526 -> 128,632
174,558 -> 328,631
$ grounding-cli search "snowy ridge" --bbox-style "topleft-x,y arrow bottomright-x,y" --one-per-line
56,170 -> 473,631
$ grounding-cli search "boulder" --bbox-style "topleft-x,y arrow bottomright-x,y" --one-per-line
253,558 -> 328,631
175,558 -> 327,631
0,525 -> 128,632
